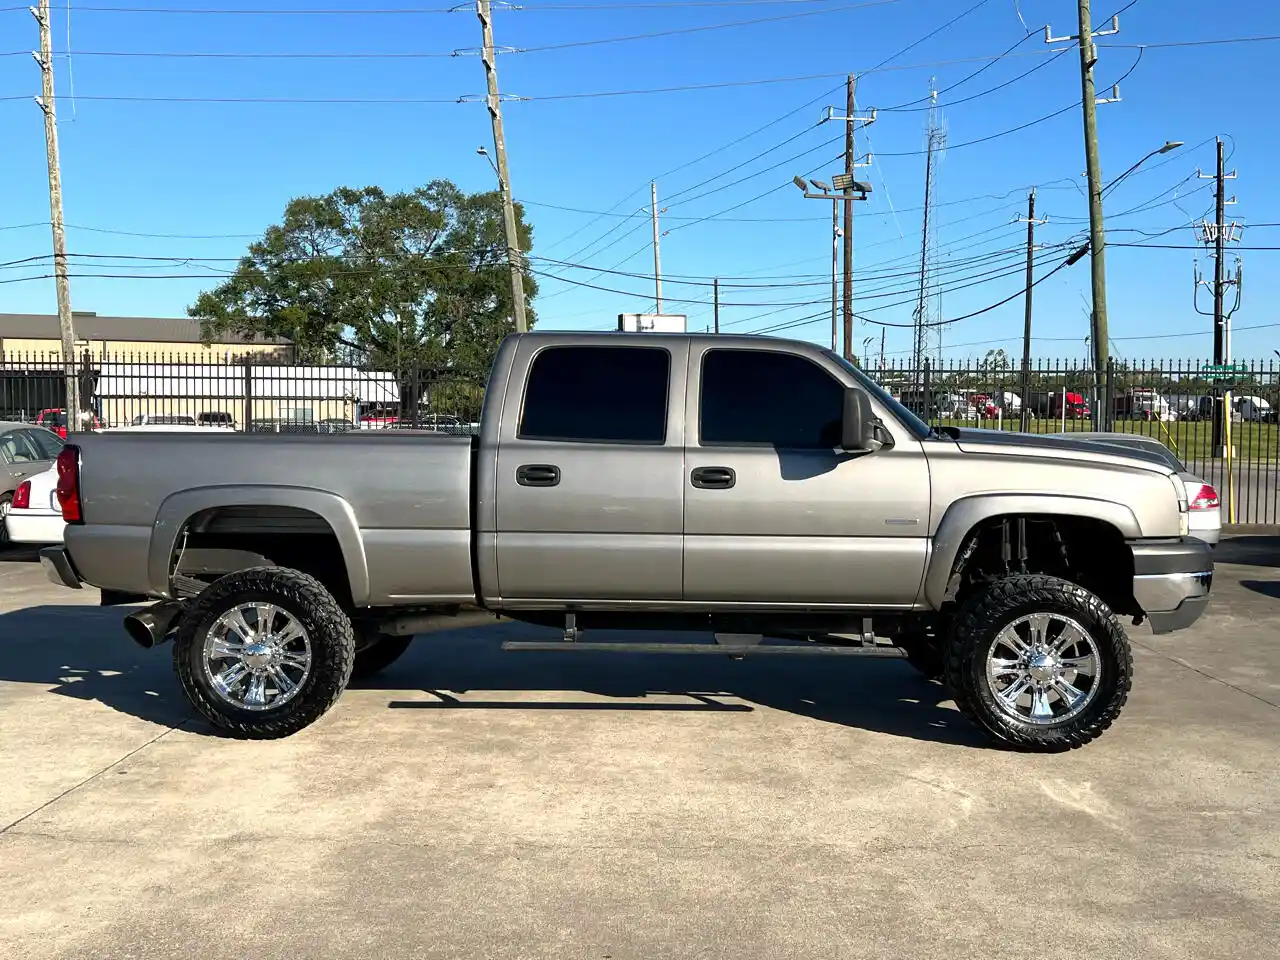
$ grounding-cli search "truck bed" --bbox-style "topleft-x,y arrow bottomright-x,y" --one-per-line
65,430 -> 477,606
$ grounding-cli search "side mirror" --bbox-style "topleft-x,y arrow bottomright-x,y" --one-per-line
840,387 -> 876,451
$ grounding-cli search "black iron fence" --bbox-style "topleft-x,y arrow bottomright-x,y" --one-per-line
2,350 -> 1276,523
866,356 -> 1280,525
0,351 -> 484,434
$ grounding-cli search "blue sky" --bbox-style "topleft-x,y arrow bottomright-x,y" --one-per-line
1,0 -> 1278,361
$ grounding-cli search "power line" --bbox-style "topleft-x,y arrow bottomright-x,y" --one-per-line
517,0 -> 900,53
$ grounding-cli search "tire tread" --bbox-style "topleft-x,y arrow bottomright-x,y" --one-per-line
945,574 -> 1133,752
173,566 -> 354,739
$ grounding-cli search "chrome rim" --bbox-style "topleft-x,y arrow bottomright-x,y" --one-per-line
201,603 -> 311,712
985,613 -> 1101,726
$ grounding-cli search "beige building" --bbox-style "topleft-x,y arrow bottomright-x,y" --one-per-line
0,311 -> 294,362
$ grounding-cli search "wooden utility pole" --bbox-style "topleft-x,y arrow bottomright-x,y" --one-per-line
1075,0 -> 1109,426
842,74 -> 855,361
1017,189 -> 1046,431
713,277 -> 720,334
650,181 -> 663,313
477,0 -> 527,333
32,0 -> 79,428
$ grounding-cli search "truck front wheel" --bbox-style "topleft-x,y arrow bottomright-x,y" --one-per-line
173,567 -> 355,739
945,575 -> 1132,751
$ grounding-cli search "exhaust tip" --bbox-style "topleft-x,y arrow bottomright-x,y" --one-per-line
124,613 -> 158,649
123,601 -> 185,649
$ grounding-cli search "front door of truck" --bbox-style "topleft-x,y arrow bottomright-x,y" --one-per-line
494,341 -> 687,602
682,345 -> 931,607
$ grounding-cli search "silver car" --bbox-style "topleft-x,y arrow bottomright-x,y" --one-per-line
1048,432 -> 1220,545
0,421 -> 65,544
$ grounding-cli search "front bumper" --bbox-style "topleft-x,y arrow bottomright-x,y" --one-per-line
39,545 -> 83,590
1131,538 -> 1213,634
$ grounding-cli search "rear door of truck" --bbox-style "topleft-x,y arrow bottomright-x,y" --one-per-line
492,337 -> 688,602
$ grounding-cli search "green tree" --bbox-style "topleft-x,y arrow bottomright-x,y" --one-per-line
190,182 -> 537,388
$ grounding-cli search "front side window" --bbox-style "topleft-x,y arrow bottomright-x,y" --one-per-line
700,349 -> 842,448
520,345 -> 670,444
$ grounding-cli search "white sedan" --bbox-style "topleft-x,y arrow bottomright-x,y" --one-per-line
4,464 -> 63,544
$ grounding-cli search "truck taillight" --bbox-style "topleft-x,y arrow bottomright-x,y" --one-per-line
56,445 -> 83,523
12,480 -> 31,510
1188,483 -> 1220,511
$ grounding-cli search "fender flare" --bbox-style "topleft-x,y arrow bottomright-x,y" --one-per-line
147,485 -> 370,606
923,494 -> 1142,610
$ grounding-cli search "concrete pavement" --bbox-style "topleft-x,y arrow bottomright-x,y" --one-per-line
0,542 -> 1276,959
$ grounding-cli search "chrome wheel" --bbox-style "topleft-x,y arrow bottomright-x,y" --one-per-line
985,612 -> 1101,725
201,602 -> 311,712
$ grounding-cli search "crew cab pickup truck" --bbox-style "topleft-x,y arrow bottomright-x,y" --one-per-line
41,332 -> 1213,750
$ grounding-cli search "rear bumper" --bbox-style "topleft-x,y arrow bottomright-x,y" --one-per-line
1130,538 -> 1213,634
38,545 -> 83,590
5,511 -> 65,545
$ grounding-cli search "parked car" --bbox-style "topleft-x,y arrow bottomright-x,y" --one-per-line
197,412 -> 237,429
1047,432 -> 1220,545
34,408 -> 103,438
0,422 -> 63,544
4,464 -> 62,544
41,332 -> 1213,750
133,414 -> 197,426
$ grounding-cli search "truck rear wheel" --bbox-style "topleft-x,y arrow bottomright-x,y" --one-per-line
173,566 -> 355,739
945,575 -> 1132,752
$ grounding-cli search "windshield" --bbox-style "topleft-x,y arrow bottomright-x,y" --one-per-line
822,350 -> 931,439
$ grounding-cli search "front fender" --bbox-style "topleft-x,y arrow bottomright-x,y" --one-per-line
923,494 -> 1142,610
148,485 -> 370,606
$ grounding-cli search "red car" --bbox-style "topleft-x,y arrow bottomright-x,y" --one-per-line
34,408 -> 104,439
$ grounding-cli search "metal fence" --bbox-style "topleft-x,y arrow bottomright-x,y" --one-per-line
867,356 -> 1280,525
0,351 -> 484,435
2,350 -> 1276,523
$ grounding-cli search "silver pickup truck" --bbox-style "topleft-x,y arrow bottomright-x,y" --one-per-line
41,332 -> 1212,750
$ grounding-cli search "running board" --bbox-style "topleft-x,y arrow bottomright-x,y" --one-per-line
500,641 -> 908,658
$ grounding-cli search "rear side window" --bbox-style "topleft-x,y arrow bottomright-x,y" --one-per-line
25,428 -> 64,460
520,346 -> 670,443
700,349 -> 842,448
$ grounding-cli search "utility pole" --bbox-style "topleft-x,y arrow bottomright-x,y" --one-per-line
842,74 -> 855,361
824,90 -> 875,360
477,0 -> 527,333
650,181 -> 663,313
32,0 -> 79,429
1049,3 -> 1122,428
1195,137 -> 1242,456
830,203 -> 841,353
1017,189 -> 1047,431
713,277 -> 720,334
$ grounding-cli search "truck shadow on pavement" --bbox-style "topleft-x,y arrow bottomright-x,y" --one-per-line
0,608 -> 987,748
1214,536 -> 1280,567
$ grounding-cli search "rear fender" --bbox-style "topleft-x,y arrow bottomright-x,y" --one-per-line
148,486 -> 370,605
924,495 -> 1142,610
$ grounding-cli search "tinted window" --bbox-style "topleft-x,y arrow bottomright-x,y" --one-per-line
700,349 -> 842,448
24,428 -> 64,460
520,346 -> 670,443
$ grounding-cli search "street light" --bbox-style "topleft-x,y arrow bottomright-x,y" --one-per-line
794,176 -> 871,352
1102,140 -> 1183,197
476,145 -> 501,183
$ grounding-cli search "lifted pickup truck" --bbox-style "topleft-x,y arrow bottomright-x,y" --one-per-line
41,332 -> 1212,750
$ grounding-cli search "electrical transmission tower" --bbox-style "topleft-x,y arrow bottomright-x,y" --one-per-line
911,82 -> 947,374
